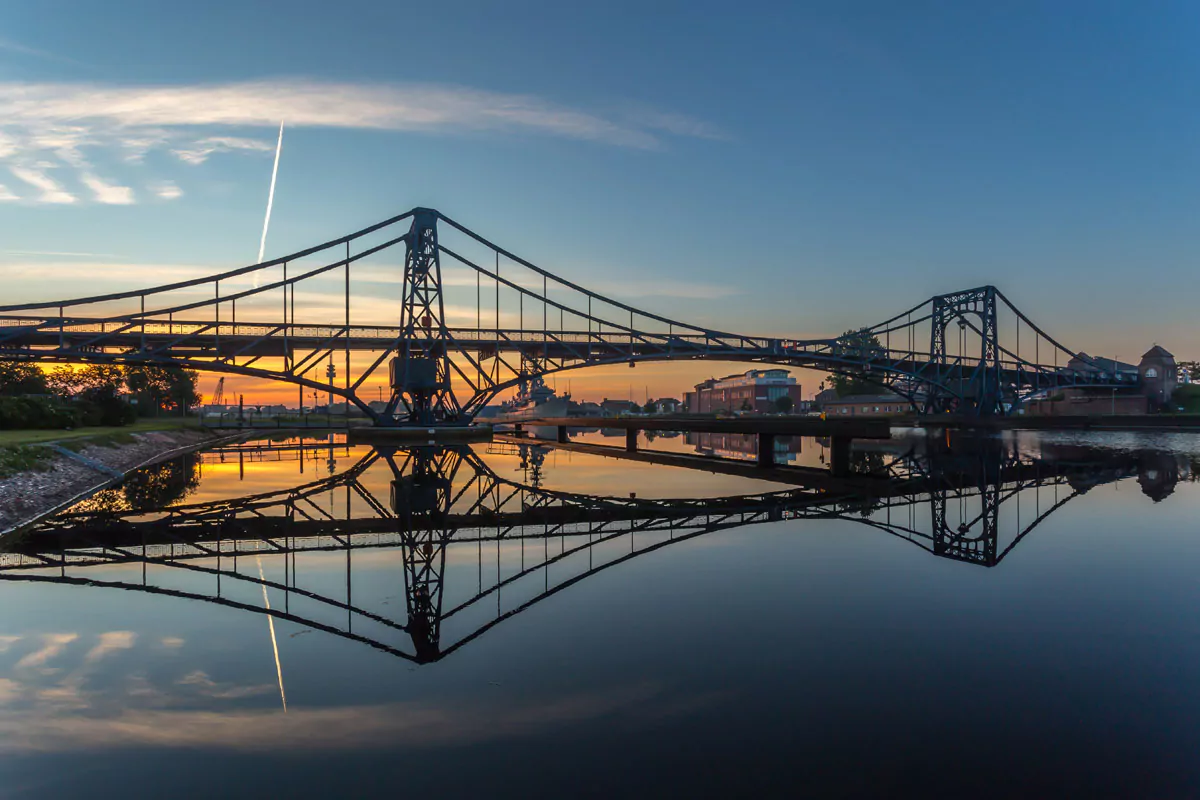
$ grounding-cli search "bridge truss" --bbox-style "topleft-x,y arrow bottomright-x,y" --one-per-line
0,208 -> 1133,423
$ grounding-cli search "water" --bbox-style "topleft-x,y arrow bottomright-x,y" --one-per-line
1,431 -> 1199,798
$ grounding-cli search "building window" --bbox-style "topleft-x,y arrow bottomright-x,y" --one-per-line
862,406 -> 869,413
1145,367 -> 1158,378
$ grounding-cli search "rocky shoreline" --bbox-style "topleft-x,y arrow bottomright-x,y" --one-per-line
0,429 -> 221,533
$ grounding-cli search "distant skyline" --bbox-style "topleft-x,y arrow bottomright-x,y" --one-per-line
2,1 -> 1197,402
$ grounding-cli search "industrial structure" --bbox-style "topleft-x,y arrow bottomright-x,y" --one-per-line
0,207 -> 1134,425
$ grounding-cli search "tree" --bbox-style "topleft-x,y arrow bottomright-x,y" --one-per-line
121,454 -> 201,509
774,395 -> 794,414
829,329 -> 886,398
0,364 -> 48,396
45,365 -> 81,397
74,365 -> 125,394
125,365 -> 201,416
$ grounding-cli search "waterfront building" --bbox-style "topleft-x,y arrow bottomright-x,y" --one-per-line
600,399 -> 639,416
1029,344 -> 1178,415
1067,353 -> 1138,381
1025,388 -> 1147,416
1139,345 -> 1177,409
684,369 -> 801,414
646,398 -> 682,414
821,393 -> 910,418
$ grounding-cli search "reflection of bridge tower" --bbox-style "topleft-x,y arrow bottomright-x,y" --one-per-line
383,447 -> 459,661
930,481 -> 1000,566
518,444 -> 546,489
387,210 -> 461,426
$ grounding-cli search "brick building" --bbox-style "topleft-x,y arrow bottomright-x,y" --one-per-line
1025,388 -> 1147,416
1139,345 -> 1177,409
821,393 -> 911,418
1027,345 -> 1177,415
684,369 -> 802,414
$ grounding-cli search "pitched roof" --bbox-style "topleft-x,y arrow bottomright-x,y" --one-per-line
1142,345 -> 1174,359
1072,353 -> 1137,372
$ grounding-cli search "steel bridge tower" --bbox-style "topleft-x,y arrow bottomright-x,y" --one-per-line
384,209 -> 463,426
926,287 -> 1003,416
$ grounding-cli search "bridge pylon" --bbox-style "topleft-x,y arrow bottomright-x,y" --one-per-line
384,209 -> 463,426
924,286 -> 1004,416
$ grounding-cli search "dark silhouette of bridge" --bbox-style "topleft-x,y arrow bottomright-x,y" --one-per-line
1,439 -> 1150,664
0,208 -> 1133,424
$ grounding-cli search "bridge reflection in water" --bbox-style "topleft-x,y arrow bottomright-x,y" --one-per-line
0,437 -> 1188,665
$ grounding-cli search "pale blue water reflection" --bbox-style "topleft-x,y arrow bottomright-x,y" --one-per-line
0,431 -> 1197,798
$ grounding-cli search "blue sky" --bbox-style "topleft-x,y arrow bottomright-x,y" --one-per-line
0,1 -> 1196,396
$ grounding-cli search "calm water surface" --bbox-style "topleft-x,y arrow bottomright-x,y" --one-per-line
1,430 -> 1198,798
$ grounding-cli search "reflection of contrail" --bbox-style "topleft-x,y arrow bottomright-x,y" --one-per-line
256,552 -> 288,713
254,121 -> 284,285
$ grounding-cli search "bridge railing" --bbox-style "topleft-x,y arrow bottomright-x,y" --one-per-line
0,207 -> 1133,419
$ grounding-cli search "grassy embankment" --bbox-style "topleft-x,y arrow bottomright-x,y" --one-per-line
0,418 -> 205,480
0,417 -> 201,447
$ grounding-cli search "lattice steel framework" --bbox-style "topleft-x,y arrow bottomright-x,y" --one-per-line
0,209 -> 1134,423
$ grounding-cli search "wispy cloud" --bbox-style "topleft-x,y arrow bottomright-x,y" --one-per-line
0,80 -> 721,148
10,166 -> 75,204
0,36 -> 83,66
0,79 -> 723,205
14,633 -> 78,673
598,278 -> 739,301
1,250 -> 117,257
0,183 -> 16,201
80,172 -> 134,204
83,631 -> 136,664
150,180 -> 183,200
172,136 -> 274,165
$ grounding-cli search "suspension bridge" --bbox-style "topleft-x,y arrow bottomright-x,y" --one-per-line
1,440 -> 1148,663
0,208 -> 1134,425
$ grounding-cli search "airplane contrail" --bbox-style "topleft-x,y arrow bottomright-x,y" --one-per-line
256,121 -> 285,268
256,551 -> 288,713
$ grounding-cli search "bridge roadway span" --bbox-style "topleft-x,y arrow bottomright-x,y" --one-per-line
0,318 -> 1073,391
0,207 -> 1132,422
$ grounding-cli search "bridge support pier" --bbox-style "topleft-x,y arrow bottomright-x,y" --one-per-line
625,428 -> 638,452
557,425 -> 568,444
757,433 -> 775,468
830,437 -> 851,477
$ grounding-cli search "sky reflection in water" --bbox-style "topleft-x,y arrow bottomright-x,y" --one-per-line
0,430 -> 1198,798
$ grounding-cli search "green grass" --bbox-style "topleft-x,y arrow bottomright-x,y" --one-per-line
0,445 -> 54,480
59,432 -> 137,451
0,417 -> 201,446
